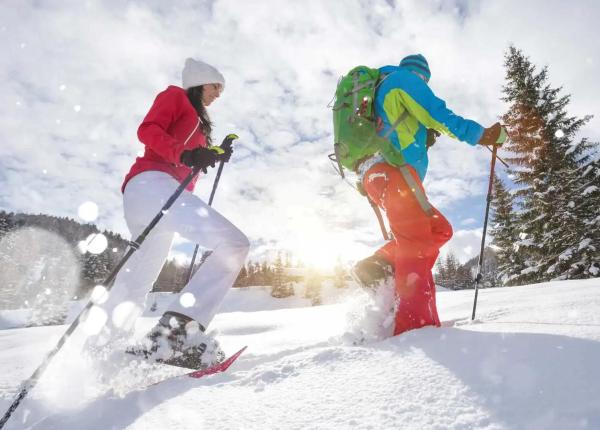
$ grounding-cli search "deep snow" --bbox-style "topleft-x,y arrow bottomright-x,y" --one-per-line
0,279 -> 599,429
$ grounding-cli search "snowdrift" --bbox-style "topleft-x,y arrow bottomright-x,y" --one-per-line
0,278 -> 598,429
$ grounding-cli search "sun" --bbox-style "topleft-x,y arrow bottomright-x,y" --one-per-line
290,234 -> 370,272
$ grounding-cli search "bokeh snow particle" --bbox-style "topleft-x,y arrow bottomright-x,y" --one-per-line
81,305 -> 108,335
78,201 -> 99,222
79,233 -> 108,254
185,320 -> 201,334
91,285 -> 109,305
555,129 -> 564,138
112,301 -> 142,330
73,105 -> 81,112
180,292 -> 196,308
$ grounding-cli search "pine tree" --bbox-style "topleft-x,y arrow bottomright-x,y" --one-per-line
490,174 -> 523,285
333,258 -> 347,289
0,212 -> 11,237
0,213 -> 17,308
271,251 -> 292,298
234,265 -> 248,288
454,265 -> 473,290
568,157 -> 600,277
444,252 -> 460,289
502,46 -> 598,283
304,268 -> 322,305
433,259 -> 446,288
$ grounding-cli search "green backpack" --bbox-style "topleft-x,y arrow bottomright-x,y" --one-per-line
331,66 -> 406,177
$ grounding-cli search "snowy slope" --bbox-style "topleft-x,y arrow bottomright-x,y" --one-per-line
0,279 -> 599,429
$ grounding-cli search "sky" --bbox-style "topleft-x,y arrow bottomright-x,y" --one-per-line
0,0 -> 599,269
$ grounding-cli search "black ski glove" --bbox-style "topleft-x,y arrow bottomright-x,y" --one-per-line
478,123 -> 508,147
180,147 -> 219,173
219,144 -> 233,163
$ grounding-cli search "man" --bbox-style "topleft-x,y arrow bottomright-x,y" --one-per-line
352,54 -> 506,335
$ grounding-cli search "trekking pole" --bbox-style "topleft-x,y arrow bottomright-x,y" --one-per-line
186,134 -> 238,283
483,144 -> 509,168
471,144 -> 498,320
0,166 -> 204,429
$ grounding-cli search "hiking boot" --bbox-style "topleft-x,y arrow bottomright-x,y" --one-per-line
126,311 -> 224,370
352,254 -> 394,289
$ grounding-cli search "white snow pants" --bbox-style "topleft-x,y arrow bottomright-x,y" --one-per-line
97,171 -> 249,335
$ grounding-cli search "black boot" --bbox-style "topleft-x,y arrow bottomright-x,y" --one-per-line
352,254 -> 394,289
127,311 -> 224,370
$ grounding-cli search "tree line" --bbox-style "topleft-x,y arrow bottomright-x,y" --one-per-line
434,248 -> 499,290
0,212 -> 345,318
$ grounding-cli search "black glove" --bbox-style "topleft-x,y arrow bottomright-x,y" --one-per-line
219,144 -> 233,163
180,147 -> 219,173
478,123 -> 508,147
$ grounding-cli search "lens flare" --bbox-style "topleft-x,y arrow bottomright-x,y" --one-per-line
77,201 -> 99,222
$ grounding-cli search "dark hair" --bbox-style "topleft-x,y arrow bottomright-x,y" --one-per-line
186,86 -> 213,145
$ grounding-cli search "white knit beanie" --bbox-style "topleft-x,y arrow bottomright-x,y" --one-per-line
181,58 -> 225,90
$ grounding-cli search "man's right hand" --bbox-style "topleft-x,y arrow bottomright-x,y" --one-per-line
478,123 -> 508,147
180,147 -> 219,173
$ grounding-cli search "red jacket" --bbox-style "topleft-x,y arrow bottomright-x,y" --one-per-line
122,86 -> 207,193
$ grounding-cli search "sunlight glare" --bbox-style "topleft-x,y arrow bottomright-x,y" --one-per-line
291,235 -> 368,271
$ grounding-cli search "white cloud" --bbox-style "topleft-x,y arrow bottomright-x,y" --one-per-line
460,218 -> 477,226
441,228 -> 484,265
1,0 -> 598,266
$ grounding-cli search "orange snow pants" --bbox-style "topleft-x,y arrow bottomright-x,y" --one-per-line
362,163 -> 453,335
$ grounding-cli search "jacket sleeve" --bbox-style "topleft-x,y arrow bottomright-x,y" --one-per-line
390,72 -> 484,145
137,88 -> 188,164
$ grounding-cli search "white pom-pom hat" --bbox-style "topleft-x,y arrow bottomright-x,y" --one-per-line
181,58 -> 225,90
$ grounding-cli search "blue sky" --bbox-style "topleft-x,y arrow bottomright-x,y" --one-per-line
1,0 -> 598,268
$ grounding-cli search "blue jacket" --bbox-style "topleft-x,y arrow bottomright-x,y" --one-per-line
374,65 -> 484,180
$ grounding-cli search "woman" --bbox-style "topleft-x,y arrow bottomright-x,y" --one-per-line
89,58 -> 249,369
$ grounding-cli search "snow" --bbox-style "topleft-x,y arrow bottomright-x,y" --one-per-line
578,238 -> 592,251
0,279 -> 599,429
582,185 -> 598,196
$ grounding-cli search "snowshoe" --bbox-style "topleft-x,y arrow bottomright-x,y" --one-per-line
126,311 -> 225,370
352,254 -> 394,289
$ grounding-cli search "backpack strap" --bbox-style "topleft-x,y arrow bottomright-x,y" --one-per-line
352,73 -> 360,112
377,104 -> 434,215
397,165 -> 434,216
382,110 -> 410,140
